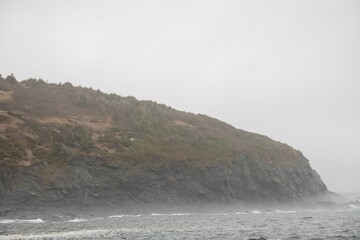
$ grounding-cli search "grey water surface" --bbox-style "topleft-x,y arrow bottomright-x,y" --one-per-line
1,206 -> 359,240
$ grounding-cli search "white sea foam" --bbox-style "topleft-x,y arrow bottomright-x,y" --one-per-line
349,204 -> 360,209
251,210 -> 261,214
0,218 -> 45,224
151,213 -> 166,216
108,214 -> 141,218
0,219 -> 16,224
235,211 -> 248,215
151,212 -> 195,217
273,209 -> 297,214
0,218 -> 44,224
66,218 -> 87,223
169,213 -> 194,216
108,215 -> 124,218
19,218 -> 45,223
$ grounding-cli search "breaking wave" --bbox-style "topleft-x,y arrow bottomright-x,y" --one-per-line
151,212 -> 195,216
271,209 -> 297,214
108,214 -> 142,218
66,218 -> 88,223
251,210 -> 262,214
349,204 -> 360,209
0,218 -> 44,224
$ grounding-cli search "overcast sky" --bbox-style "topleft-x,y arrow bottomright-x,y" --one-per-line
1,0 -> 359,193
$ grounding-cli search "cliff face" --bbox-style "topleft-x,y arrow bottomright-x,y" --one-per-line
0,75 -> 327,211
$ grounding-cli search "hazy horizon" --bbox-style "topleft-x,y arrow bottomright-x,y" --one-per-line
1,0 -> 359,193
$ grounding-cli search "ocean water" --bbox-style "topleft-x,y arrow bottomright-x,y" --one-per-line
0,205 -> 359,240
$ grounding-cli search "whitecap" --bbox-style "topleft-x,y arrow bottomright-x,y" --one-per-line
151,213 -> 166,216
0,219 -> 16,224
170,213 -> 194,216
109,214 -> 141,218
66,218 -> 87,222
108,215 -> 124,218
349,204 -> 360,209
251,210 -> 261,214
18,218 -> 44,223
0,218 -> 45,224
235,211 -> 248,215
273,209 -> 297,214
150,212 -> 195,217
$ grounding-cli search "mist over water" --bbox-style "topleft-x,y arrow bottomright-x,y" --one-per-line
1,204 -> 359,240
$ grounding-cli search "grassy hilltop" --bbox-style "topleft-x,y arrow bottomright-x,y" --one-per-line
0,74 -> 299,169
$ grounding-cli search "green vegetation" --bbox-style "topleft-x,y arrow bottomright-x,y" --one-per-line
60,124 -> 95,152
5,73 -> 17,84
0,74 -> 302,168
49,142 -> 71,159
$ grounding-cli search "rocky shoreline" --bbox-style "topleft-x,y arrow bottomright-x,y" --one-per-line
1,152 -> 328,218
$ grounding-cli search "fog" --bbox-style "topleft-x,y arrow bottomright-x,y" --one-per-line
1,0 -> 359,193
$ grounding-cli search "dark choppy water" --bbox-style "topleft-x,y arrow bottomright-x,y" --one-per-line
1,205 -> 359,239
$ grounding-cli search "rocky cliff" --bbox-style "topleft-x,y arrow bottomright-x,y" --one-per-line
0,75 -> 328,213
